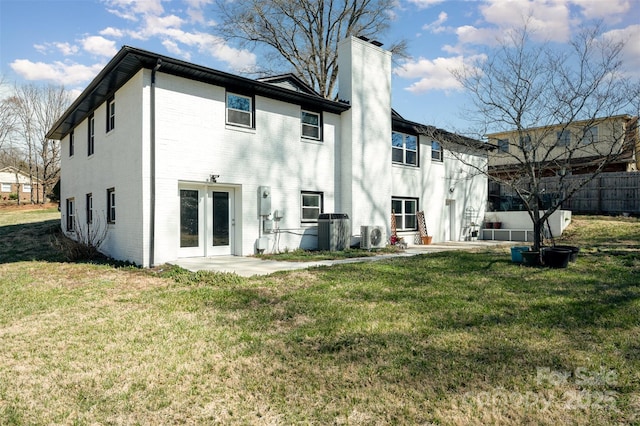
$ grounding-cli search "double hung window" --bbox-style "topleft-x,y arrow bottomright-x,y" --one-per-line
392,132 -> 418,166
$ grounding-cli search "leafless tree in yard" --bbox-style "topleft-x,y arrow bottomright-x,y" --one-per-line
423,22 -> 638,253
212,0 -> 406,99
7,84 -> 71,203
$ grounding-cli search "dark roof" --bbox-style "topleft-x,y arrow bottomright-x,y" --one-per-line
47,46 -> 350,140
391,112 -> 491,151
256,74 -> 319,96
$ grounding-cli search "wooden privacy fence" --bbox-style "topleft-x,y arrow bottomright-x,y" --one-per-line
499,171 -> 640,215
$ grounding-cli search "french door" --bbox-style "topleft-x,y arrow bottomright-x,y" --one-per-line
179,186 -> 235,257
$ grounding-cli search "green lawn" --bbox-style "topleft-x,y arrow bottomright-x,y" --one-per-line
0,210 -> 638,424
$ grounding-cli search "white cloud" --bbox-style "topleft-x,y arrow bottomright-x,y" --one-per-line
406,0 -> 446,9
104,0 -> 165,20
100,27 -> 124,38
81,36 -> 118,57
422,11 -> 448,33
394,54 -> 486,93
603,24 -> 640,77
10,59 -> 105,86
55,42 -> 79,56
573,0 -> 631,23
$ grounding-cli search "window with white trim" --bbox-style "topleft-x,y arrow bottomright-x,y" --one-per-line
431,141 -> 443,162
1,183 -> 11,192
301,110 -> 321,140
22,184 -> 31,193
87,113 -> 95,156
86,193 -> 93,224
107,188 -> 116,223
226,92 -> 253,127
69,130 -> 74,156
392,131 -> 418,166
106,97 -> 115,132
392,197 -> 418,231
66,198 -> 75,232
301,191 -> 323,223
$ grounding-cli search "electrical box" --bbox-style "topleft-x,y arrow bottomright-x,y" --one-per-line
256,237 -> 270,251
263,219 -> 273,233
258,186 -> 271,216
273,209 -> 284,220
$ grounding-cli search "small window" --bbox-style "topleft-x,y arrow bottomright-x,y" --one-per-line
107,188 -> 116,223
66,198 -> 75,232
392,197 -> 418,231
519,134 -> 532,151
301,110 -> 321,140
1,183 -> 11,192
69,130 -> 75,156
582,126 -> 598,144
88,114 -> 95,156
301,191 -> 323,223
392,131 -> 418,166
497,138 -> 509,153
22,184 -> 31,193
556,130 -> 570,147
106,97 -> 115,132
226,92 -> 253,127
86,193 -> 93,224
431,141 -> 443,162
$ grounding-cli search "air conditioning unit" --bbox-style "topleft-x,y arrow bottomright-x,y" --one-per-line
360,226 -> 386,249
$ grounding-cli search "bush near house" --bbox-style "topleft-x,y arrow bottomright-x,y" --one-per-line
0,210 -> 638,425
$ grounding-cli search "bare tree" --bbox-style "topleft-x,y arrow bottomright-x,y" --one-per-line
7,84 -> 71,203
427,23 -> 637,254
0,77 -> 16,152
212,0 -> 406,98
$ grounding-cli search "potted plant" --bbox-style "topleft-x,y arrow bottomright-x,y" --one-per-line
521,249 -> 541,266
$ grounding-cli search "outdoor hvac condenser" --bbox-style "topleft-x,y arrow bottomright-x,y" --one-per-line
317,213 -> 351,251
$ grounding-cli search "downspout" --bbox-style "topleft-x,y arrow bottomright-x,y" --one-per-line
150,59 -> 162,267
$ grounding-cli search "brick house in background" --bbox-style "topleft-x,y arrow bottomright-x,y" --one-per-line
0,166 -> 44,203
47,37 -> 490,267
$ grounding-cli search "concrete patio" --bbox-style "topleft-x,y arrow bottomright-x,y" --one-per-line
171,240 -> 513,277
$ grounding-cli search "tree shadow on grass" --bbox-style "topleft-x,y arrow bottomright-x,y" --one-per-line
0,219 -> 65,263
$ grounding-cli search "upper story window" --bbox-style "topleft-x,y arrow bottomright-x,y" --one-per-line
497,138 -> 509,153
301,191 -> 323,223
226,92 -> 253,128
69,130 -> 74,157
107,187 -> 116,223
87,114 -> 95,156
301,110 -> 321,140
556,130 -> 571,147
582,126 -> 598,144
106,97 -> 115,132
392,131 -> 418,166
392,197 -> 418,231
431,141 -> 443,162
519,134 -> 532,151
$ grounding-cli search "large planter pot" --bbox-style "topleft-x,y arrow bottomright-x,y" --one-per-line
510,246 -> 530,263
542,247 -> 572,268
484,222 -> 494,229
521,250 -> 541,266
553,245 -> 579,262
421,236 -> 433,245
493,222 -> 502,229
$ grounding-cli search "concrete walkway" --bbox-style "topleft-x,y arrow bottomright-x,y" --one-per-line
171,240 -> 512,277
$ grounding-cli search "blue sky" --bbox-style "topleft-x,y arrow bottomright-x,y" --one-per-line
1,0 -> 638,131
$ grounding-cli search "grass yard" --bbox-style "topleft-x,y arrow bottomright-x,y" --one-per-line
0,209 -> 639,424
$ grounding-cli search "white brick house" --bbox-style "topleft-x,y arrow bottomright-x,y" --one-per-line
47,37 -> 489,267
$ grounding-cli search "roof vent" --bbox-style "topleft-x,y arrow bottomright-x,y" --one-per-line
371,40 -> 383,47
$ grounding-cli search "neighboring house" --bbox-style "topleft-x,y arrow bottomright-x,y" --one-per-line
488,115 -> 639,176
0,166 -> 43,203
486,115 -> 639,211
47,37 -> 489,267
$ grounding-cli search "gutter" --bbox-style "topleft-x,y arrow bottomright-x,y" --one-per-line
150,58 -> 162,267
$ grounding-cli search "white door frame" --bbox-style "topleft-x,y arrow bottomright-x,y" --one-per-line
178,183 -> 239,258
